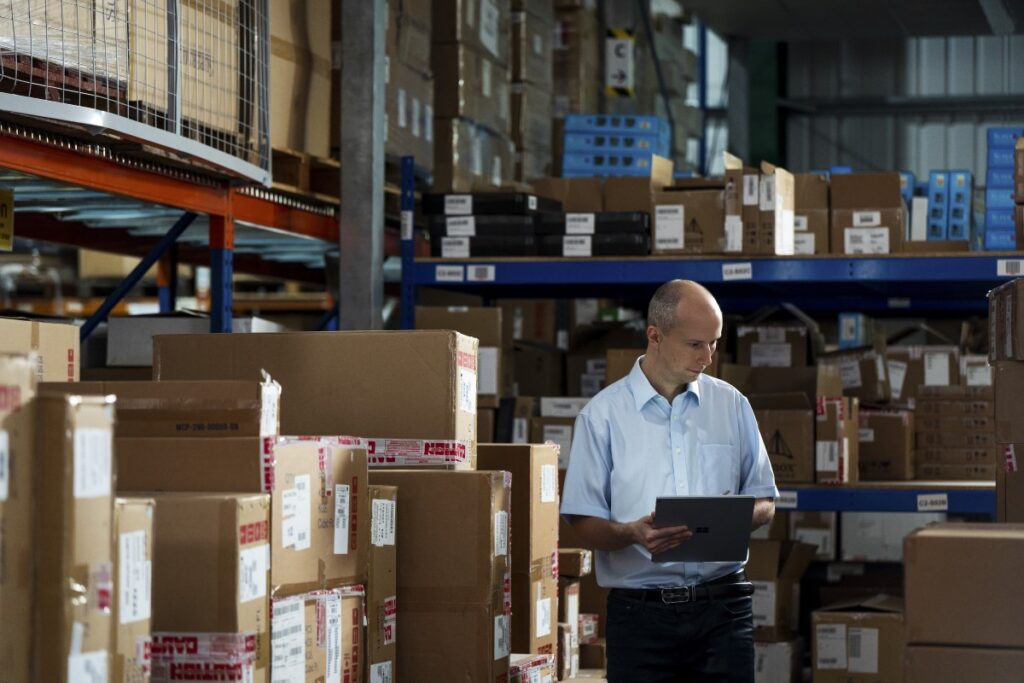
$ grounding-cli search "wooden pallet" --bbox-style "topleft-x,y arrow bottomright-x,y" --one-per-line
272,148 -> 341,205
0,50 -> 124,108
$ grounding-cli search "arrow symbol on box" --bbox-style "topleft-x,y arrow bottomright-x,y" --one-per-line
613,70 -> 627,83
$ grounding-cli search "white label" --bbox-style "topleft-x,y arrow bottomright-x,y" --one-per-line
757,327 -> 786,343
119,530 -> 151,624
533,32 -> 543,56
917,493 -> 948,511
0,431 -> 8,501
750,342 -> 791,368
839,359 -> 862,389
723,263 -> 753,281
848,627 -> 879,674
565,213 -> 596,235
604,34 -> 635,90
924,352 -> 951,386
494,614 -> 511,660
239,544 -> 270,603
444,195 -> 473,215
563,235 -> 592,257
425,108 -> 434,142
816,624 -> 847,670
459,366 -> 477,414
859,428 -> 875,443
442,236 -> 471,259
334,484 -> 351,554
655,206 -> 685,249
294,475 -> 311,551
479,0 -> 500,56
794,215 -> 809,231
776,491 -> 798,509
372,498 -> 397,547
478,347 -> 499,395
397,88 -> 407,129
401,211 -> 414,241
725,215 -> 743,252
446,216 -> 477,237
541,398 -> 589,418
751,581 -> 776,627
467,264 -> 496,282
481,58 -> 493,97
260,382 -> 281,437
794,527 -> 833,558
74,428 -> 112,499
325,594 -> 342,683
759,175 -> 776,211
272,598 -> 305,683
887,360 -> 908,399
826,562 -> 866,583
743,175 -> 759,206
513,417 -> 529,444
540,464 -> 558,503
816,441 -> 839,473
495,510 -> 508,557
68,651 -> 108,683
794,232 -> 816,254
997,259 -> 1024,277
537,597 -> 552,637
281,488 -> 298,548
853,211 -> 881,227
528,196 -> 538,211
567,592 -> 580,629
844,227 -> 890,254
435,265 -> 465,282
369,662 -> 393,683
966,365 -> 993,386
411,97 -> 421,138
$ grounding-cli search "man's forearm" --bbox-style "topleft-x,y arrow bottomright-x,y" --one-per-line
569,515 -> 637,552
751,498 -> 775,530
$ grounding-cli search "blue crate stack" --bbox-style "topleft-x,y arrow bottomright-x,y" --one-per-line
562,114 -> 671,177
927,171 -> 950,240
948,170 -> 973,240
984,126 -> 1024,250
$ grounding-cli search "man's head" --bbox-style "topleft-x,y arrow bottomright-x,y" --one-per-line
645,279 -> 723,385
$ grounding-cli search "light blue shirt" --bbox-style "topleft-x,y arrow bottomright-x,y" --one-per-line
560,356 -> 778,589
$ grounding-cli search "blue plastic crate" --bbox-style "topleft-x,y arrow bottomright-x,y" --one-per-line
987,127 -> 1024,149
927,220 -> 948,240
563,132 -> 670,157
948,221 -> 970,240
564,113 -> 668,135
830,166 -> 853,175
948,170 -> 973,207
838,313 -> 871,349
562,151 -> 661,177
899,171 -> 916,206
986,209 -> 1016,231
987,168 -> 1016,189
987,187 -> 1016,210
985,228 -> 1017,251
988,148 -> 1016,169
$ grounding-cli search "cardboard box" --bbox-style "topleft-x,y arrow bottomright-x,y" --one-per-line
987,278 -> 1024,361
179,0 -> 240,134
557,623 -> 580,680
830,173 -> 906,255
651,188 -> 725,255
997,446 -> 1024,522
270,439 -> 369,597
754,639 -> 802,683
788,512 -> 837,562
723,153 -> 759,253
367,470 -> 511,682
995,361 -> 1024,442
916,463 -> 994,480
720,363 -> 843,406
366,485 -> 398,682
510,653 -> 557,683
906,646 -> 1024,683
387,11 -> 432,76
820,348 -> 890,405
500,299 -> 560,348
886,346 -> 959,408
114,497 -> 154,683
736,326 -> 809,368
532,177 -> 603,213
150,493 -> 271,682
811,595 -> 904,683
384,58 -> 435,170
0,354 -> 36,683
794,173 -> 830,255
433,0 -> 510,65
858,409 -> 914,480
107,315 -> 285,368
578,571 -> 609,640
915,430 -> 996,448
511,81 -> 553,154
579,617 -> 600,647
154,330 -> 479,444
558,548 -> 593,578
511,10 -> 553,89
116,436 -> 270,493
433,43 -> 511,136
552,6 -> 600,117
816,397 -> 859,485
529,417 -> 575,468
756,162 -> 796,256
34,394 -> 116,682
603,155 -> 674,215
559,579 -> 581,637
0,317 -> 79,381
841,512 -> 945,563
417,306 -> 504,407
434,117 -> 516,192
93,0 -> 167,112
270,588 -> 365,683
513,343 -> 565,396
747,540 -> 815,640
479,408 -> 497,442
510,573 -> 558,657
960,354 -> 993,386
916,414 -> 994,434
905,524 -> 1024,648
751,511 -> 788,541
750,393 -> 815,483
604,348 -> 639,386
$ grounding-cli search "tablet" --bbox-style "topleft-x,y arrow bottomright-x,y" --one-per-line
651,496 -> 755,563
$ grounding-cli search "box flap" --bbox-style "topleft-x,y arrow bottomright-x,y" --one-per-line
817,593 -> 903,615
723,151 -> 743,171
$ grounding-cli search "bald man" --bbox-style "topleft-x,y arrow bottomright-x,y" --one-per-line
561,279 -> 777,682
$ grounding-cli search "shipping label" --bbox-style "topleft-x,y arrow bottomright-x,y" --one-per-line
655,206 -> 685,250
751,580 -> 776,627
271,599 -> 305,683
847,627 -> 879,674
565,213 -> 596,235
74,428 -> 112,499
794,232 -> 815,254
838,358 -> 863,389
334,484 -> 351,555
844,227 -> 889,254
816,624 -> 847,670
119,530 -> 152,624
536,596 -> 552,638
238,545 -> 269,603
923,352 -> 951,386
887,360 -> 908,399
371,498 -> 396,547
540,464 -> 557,503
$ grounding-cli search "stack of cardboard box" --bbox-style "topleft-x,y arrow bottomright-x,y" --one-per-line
511,0 -> 555,182
811,594 -> 905,683
991,278 -> 1024,520
914,385 -> 996,481
552,1 -> 600,121
723,154 -> 796,256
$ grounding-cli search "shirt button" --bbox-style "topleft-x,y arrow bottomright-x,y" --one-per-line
675,448 -> 681,454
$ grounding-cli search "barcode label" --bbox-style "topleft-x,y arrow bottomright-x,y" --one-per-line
563,235 -> 592,257
565,213 -> 596,235
816,441 -> 839,472
917,493 -> 948,511
743,175 -> 759,205
325,593 -> 342,683
74,428 -> 112,499
435,265 -> 465,282
400,210 -> 414,240
776,491 -> 798,509
655,206 -> 685,249
467,265 -> 496,282
540,464 -> 558,503
444,194 -> 472,215
495,511 -> 508,557
722,263 -> 753,281
0,430 -> 8,501
848,627 -> 879,674
294,475 -> 311,551
239,544 -> 269,603
816,624 -> 847,670
513,417 -> 528,444
119,530 -> 151,624
370,662 -> 393,683
334,484 -> 351,554
998,260 -> 1024,276
272,597 -> 305,682
441,236 -> 470,258
446,216 -> 476,237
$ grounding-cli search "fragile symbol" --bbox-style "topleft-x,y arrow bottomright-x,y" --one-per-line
767,430 -> 794,459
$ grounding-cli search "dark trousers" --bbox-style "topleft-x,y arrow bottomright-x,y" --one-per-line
605,589 -> 755,682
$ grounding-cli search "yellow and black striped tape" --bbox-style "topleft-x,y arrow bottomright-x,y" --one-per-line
605,29 -> 635,97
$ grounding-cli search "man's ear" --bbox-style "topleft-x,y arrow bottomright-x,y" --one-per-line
646,325 -> 660,346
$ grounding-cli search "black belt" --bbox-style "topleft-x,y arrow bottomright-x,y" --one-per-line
611,570 -> 753,605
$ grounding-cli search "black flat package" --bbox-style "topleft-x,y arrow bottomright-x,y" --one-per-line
432,235 -> 538,258
535,211 -> 651,235
422,192 -> 562,216
538,233 -> 650,257
428,214 -> 537,238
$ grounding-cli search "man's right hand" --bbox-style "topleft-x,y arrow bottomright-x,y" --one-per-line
628,513 -> 693,555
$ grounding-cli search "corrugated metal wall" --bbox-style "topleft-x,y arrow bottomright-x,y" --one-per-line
786,36 -> 1024,181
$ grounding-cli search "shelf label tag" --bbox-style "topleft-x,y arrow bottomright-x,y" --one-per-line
435,265 -> 465,282
997,260 -> 1024,277
0,187 -> 12,252
467,265 -> 496,282
776,491 -> 798,509
723,262 -> 753,281
400,210 -> 414,240
916,493 -> 948,512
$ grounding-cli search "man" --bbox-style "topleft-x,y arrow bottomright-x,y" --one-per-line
561,279 -> 777,682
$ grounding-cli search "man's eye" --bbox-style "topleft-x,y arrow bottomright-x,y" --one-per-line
690,343 -> 702,349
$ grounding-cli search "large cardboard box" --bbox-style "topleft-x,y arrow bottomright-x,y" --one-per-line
433,43 -> 511,136
747,540 -> 816,641
652,189 -> 726,255
367,485 -> 398,682
997,447 -> 1024,522
756,162 -> 796,256
34,394 -> 116,682
820,348 -> 890,405
385,58 -> 435,171
830,173 -> 906,255
754,639 -> 802,683
736,326 -> 809,368
905,524 -> 1024,648
603,156 -> 674,215
511,82 -> 553,160
499,299 -> 560,348
723,152 -> 759,253
987,278 -> 1024,362
905,646 -> 1024,683
434,117 -> 516,192
994,361 -> 1024,442
531,177 -> 603,213
558,548 -> 593,578
367,470 -> 512,682
433,0 -> 510,65
106,315 -> 285,367
0,317 -> 79,381
270,439 -> 369,597
604,348 -> 640,386
811,595 -> 904,683
5,0 -> 94,75
510,573 -> 558,657
271,588 -> 365,683
842,512 -> 945,563
114,497 -> 154,683
510,653 -> 557,683
816,397 -> 859,484
750,393 -> 814,483
154,330 -> 479,444
887,346 -> 959,409
557,623 -> 580,680
529,417 -> 575,468
93,0 -> 168,110
417,306 -> 504,407
0,354 -> 36,683
552,6 -> 599,116
150,493 -> 271,682
793,173 -> 830,255
513,342 -> 565,396
116,436 -> 270,493
788,512 -> 837,562
511,9 -> 553,89
858,409 -> 914,480
179,0 -> 240,134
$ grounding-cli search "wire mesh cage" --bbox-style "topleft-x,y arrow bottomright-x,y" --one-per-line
0,0 -> 270,183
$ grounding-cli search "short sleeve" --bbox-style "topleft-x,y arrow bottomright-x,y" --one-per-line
560,411 -> 614,521
736,394 -> 780,499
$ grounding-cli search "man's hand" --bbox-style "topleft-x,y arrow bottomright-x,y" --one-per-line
628,512 -> 693,555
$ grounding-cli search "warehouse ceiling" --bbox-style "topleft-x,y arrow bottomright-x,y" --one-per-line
683,0 -> 1024,39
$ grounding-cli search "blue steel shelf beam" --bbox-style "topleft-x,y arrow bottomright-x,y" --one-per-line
777,486 -> 995,517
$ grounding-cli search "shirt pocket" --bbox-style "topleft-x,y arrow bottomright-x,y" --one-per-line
697,443 -> 741,496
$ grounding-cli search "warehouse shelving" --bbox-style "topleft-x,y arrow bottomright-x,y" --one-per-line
775,482 -> 995,517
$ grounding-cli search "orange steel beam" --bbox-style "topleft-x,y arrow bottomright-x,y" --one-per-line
231,189 -> 338,242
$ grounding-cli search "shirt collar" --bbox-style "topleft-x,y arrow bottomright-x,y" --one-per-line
628,355 -> 702,412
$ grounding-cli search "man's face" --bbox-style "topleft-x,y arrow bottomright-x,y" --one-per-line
649,305 -> 723,384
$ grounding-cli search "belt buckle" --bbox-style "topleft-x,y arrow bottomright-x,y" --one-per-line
661,586 -> 693,604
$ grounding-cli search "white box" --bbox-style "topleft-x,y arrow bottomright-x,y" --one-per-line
107,315 -> 286,366
840,512 -> 946,563
754,639 -> 802,683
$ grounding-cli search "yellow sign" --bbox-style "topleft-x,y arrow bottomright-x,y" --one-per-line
0,187 -> 12,252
